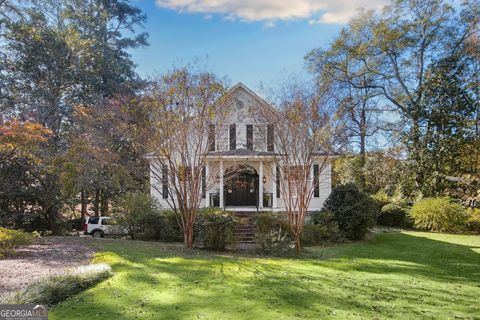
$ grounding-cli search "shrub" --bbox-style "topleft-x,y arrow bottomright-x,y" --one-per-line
134,210 -> 182,242
377,203 -> 413,228
251,212 -> 294,254
0,210 -> 50,233
112,192 -> 161,240
0,264 -> 112,306
0,227 -> 37,257
409,197 -> 468,233
466,208 -> 480,234
322,184 -> 377,240
303,211 -> 343,246
195,208 -> 237,250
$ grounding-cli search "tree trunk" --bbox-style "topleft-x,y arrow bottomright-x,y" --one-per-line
294,233 -> 301,254
93,188 -> 100,216
100,189 -> 109,216
184,224 -> 194,249
359,101 -> 367,190
80,190 -> 87,221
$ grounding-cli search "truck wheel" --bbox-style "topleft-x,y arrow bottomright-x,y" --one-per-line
92,230 -> 103,238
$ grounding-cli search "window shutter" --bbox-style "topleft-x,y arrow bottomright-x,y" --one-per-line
162,165 -> 168,199
202,166 -> 206,198
246,124 -> 253,150
276,166 -> 281,198
229,124 -> 236,150
313,164 -> 319,198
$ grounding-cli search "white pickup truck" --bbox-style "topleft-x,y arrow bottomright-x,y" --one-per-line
83,216 -> 125,238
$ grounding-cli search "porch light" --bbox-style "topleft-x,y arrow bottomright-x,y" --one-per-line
263,176 -> 266,184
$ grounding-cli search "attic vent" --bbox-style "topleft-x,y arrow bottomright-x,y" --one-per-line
236,100 -> 244,108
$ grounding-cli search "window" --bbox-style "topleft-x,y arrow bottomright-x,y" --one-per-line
208,124 -> 215,151
162,165 -> 168,199
101,218 -> 116,226
88,217 -> 99,224
267,124 -> 274,152
202,166 -> 206,198
313,164 -> 320,198
276,166 -> 281,198
229,124 -> 236,150
246,124 -> 253,150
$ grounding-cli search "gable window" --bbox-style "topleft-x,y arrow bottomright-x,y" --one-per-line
267,124 -> 274,152
229,124 -> 236,150
162,165 -> 168,199
313,164 -> 320,198
208,124 -> 215,151
246,124 -> 253,150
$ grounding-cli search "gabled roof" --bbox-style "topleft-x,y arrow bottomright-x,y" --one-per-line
220,82 -> 274,111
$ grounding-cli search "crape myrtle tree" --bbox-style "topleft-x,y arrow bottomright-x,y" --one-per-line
145,68 -> 230,249
259,80 -> 346,253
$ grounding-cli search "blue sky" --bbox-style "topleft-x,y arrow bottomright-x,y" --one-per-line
131,0 -> 388,90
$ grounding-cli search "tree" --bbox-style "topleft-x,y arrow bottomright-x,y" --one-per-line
0,0 -> 149,231
145,68 -> 229,249
259,80 -> 344,253
412,55 -> 475,197
0,120 -> 58,230
306,0 -> 478,187
309,63 -> 391,189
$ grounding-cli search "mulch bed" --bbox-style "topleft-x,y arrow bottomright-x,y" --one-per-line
0,236 -> 96,295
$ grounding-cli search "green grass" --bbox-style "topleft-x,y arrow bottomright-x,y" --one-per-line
50,231 -> 480,320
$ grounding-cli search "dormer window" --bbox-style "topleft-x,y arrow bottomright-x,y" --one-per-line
229,124 -> 236,150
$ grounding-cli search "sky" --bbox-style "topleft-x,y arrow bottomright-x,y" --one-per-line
131,0 -> 389,91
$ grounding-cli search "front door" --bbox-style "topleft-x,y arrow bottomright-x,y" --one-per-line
225,174 -> 258,207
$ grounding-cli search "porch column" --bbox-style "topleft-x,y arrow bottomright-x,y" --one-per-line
259,160 -> 264,209
219,161 -> 224,208
272,162 -> 277,209
205,162 -> 210,207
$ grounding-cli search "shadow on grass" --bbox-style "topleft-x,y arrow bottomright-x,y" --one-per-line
51,232 -> 480,320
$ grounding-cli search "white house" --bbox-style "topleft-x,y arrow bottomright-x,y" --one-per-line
149,82 -> 332,213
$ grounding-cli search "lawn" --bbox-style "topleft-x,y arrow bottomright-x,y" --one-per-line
50,231 -> 480,320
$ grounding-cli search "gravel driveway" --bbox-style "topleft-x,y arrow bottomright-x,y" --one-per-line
0,236 -> 96,295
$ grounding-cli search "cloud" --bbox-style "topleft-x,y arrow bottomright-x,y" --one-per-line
155,0 -> 388,24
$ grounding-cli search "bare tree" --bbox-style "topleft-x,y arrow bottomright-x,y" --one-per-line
145,67 -> 230,249
260,80 -> 345,253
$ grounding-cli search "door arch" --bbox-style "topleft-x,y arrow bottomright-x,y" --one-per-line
224,165 -> 259,207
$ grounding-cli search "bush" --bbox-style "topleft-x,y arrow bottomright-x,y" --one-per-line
0,227 -> 37,257
409,197 -> 468,233
113,192 -> 158,239
0,264 -> 112,306
135,210 -> 182,242
323,184 -> 377,240
195,208 -> 237,250
0,210 -> 50,233
377,203 -> 413,228
251,212 -> 294,254
466,208 -> 480,233
303,211 -> 343,246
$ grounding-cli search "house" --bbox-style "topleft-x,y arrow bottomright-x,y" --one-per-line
148,82 -> 332,213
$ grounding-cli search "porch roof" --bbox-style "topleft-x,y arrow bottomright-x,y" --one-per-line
206,149 -> 276,158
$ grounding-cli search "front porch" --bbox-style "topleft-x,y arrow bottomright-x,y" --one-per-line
205,156 -> 279,212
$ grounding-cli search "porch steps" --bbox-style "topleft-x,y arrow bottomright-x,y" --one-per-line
233,211 -> 257,244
